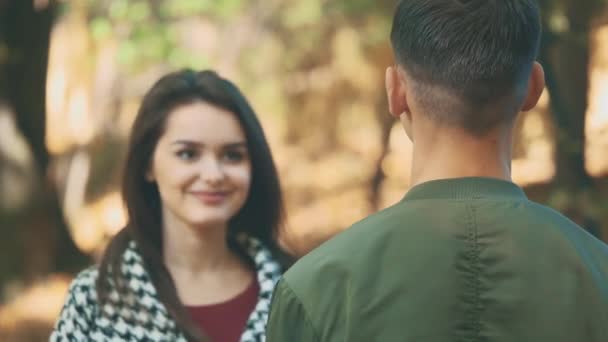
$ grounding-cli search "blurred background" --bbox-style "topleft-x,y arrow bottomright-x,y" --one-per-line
0,0 -> 607,340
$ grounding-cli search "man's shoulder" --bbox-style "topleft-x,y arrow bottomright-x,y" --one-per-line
526,201 -> 607,247
504,200 -> 608,281
283,202 -> 410,293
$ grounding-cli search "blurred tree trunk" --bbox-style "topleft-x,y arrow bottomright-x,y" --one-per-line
368,99 -> 393,212
366,41 -> 395,211
539,0 -> 605,239
0,0 -> 88,289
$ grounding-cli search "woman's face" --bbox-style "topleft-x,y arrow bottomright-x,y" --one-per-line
148,101 -> 252,230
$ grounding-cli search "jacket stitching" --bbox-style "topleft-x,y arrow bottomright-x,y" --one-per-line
466,202 -> 482,341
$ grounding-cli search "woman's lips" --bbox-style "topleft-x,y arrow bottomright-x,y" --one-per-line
190,191 -> 230,205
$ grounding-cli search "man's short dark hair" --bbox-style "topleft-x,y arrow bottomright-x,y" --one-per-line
390,0 -> 541,135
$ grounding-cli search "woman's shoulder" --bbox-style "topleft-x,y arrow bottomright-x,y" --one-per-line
66,266 -> 99,295
72,265 -> 99,284
50,267 -> 101,341
62,266 -> 101,311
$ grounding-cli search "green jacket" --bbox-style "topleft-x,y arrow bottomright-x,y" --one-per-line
266,177 -> 608,341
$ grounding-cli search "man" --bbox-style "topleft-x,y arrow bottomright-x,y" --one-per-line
266,0 -> 608,341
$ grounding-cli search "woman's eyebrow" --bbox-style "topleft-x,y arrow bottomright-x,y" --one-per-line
170,140 -> 247,148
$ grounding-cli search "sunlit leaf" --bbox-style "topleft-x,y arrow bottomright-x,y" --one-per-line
117,40 -> 138,66
283,0 -> 322,28
168,48 -> 209,70
128,1 -> 151,22
161,0 -> 213,17
108,0 -> 129,20
89,17 -> 112,41
211,0 -> 244,18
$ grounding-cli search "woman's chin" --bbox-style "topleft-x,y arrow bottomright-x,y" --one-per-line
186,216 -> 230,230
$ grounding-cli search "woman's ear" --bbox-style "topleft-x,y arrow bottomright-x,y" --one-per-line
145,168 -> 155,182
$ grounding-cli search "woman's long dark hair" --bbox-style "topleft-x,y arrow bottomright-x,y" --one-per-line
96,70 -> 291,341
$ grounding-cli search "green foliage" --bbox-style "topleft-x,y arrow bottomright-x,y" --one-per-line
88,0 -> 161,67
85,0 -> 249,72
325,0 -> 396,17
110,23 -> 174,70
81,0 -> 397,74
160,0 -> 214,17
361,15 -> 392,45
89,17 -> 112,40
168,49 -> 210,70
160,0 -> 243,18
212,0 -> 244,18
108,0 -> 129,20
283,0 -> 323,28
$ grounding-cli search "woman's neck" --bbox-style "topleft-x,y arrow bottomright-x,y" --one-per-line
161,209 -> 254,305
162,217 -> 237,273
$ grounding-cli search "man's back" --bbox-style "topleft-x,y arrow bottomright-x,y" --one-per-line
267,178 -> 608,341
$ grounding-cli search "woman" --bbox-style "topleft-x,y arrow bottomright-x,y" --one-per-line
51,70 -> 292,342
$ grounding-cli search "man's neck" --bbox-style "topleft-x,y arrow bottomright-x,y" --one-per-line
409,124 -> 513,187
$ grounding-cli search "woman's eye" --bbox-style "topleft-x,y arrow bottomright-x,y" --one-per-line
176,150 -> 197,161
223,150 -> 246,162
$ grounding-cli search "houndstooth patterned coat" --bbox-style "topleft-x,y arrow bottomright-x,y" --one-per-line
50,237 -> 283,341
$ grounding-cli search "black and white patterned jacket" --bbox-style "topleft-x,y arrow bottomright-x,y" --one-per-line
50,237 -> 283,341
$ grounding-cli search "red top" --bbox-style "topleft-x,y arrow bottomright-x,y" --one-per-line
186,280 -> 260,342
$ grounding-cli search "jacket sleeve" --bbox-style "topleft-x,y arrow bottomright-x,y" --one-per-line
49,269 -> 97,341
266,278 -> 318,342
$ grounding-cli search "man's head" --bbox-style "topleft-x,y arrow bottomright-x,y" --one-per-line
386,0 -> 545,139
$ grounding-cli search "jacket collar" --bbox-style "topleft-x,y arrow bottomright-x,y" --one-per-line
403,177 -> 528,201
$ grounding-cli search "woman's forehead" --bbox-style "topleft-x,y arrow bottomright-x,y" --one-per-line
162,102 -> 246,144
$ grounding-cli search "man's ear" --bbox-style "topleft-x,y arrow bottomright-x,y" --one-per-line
385,66 -> 410,118
521,61 -> 545,112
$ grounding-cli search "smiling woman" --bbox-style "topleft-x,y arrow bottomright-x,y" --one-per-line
50,70 -> 292,342
149,102 -> 253,232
